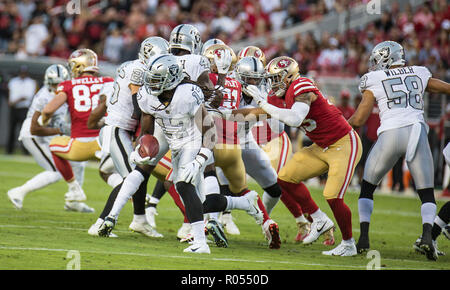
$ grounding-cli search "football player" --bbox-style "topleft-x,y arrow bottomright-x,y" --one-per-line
233,56 -> 318,243
7,64 -> 89,212
225,56 -> 360,256
203,45 -> 282,249
348,41 -> 450,261
87,37 -> 170,238
99,54 -> 263,254
40,49 -> 114,211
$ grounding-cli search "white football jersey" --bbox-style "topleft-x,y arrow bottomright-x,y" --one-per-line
176,54 -> 210,82
19,86 -> 68,140
359,65 -> 431,135
138,83 -> 204,151
105,59 -> 146,131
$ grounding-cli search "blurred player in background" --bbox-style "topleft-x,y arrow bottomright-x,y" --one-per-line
40,48 -> 114,212
7,64 -> 88,211
349,41 -> 450,261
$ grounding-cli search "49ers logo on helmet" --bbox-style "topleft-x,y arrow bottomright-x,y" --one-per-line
277,59 -> 291,68
214,49 -> 223,58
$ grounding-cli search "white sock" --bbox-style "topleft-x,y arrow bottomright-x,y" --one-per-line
262,191 -> 280,216
295,215 -> 308,224
421,202 -> 437,225
225,195 -> 252,211
358,198 -> 374,223
208,212 -> 220,222
19,171 -> 61,197
191,220 -> 206,244
71,161 -> 86,187
310,209 -> 326,220
133,214 -> 147,223
204,176 -> 220,194
109,170 -> 145,219
434,216 -> 447,229
149,196 -> 160,205
107,173 -> 123,188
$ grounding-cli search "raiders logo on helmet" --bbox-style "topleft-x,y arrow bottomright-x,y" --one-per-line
168,64 -> 180,77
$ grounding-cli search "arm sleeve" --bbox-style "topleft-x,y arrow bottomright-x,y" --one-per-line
260,101 -> 310,127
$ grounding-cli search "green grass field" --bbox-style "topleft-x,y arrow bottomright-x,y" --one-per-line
0,155 -> 449,270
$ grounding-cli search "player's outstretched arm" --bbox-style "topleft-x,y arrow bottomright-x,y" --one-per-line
426,78 -> 450,95
41,92 -> 67,125
87,95 -> 107,129
30,111 -> 62,136
348,89 -> 376,128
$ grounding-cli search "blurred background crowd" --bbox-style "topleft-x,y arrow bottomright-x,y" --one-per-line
0,0 -> 449,194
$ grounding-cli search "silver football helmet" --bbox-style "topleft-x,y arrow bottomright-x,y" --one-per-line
44,64 -> 70,90
201,38 -> 225,55
144,54 -> 184,96
169,24 -> 202,55
235,56 -> 266,95
138,36 -> 169,65
369,41 -> 405,71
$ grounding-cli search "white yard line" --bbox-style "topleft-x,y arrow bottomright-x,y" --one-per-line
0,244 -> 431,270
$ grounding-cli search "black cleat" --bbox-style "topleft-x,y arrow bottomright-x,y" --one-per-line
206,219 -> 228,248
98,216 -> 116,237
414,236 -> 438,261
356,236 -> 370,254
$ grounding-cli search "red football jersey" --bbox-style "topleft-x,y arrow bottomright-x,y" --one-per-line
285,77 -> 352,148
57,75 -> 114,138
209,73 -> 241,144
252,95 -> 286,145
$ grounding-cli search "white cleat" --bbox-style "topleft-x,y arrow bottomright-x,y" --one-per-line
322,239 -> 357,256
64,189 -> 87,202
183,242 -> 211,254
88,222 -> 118,238
145,206 -> 158,228
221,213 -> 240,235
302,215 -> 334,244
7,187 -> 24,210
177,223 -> 192,240
64,201 -> 95,213
129,221 -> 163,238
244,191 -> 264,225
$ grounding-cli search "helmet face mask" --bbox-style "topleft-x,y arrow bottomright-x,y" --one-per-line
139,37 -> 169,65
369,41 -> 406,71
169,24 -> 202,55
144,54 -> 184,96
68,48 -> 99,78
44,64 -> 70,91
235,56 -> 266,95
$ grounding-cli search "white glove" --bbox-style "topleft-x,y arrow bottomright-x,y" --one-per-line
178,148 -> 212,184
37,115 -> 50,127
245,85 -> 267,106
214,49 -> 232,74
129,145 -> 151,165
178,160 -> 202,184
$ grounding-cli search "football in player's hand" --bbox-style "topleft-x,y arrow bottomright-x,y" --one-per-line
138,134 -> 159,158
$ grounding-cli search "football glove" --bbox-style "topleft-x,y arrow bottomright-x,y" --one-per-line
214,49 -> 232,74
129,144 -> 152,165
245,85 -> 268,107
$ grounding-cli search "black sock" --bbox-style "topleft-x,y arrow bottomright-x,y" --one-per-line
132,172 -> 149,216
360,179 -> 377,200
360,222 -> 370,240
148,179 -> 166,208
203,194 -> 228,213
263,183 -> 282,198
437,201 -> 450,224
100,182 -> 123,220
176,182 -> 204,223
